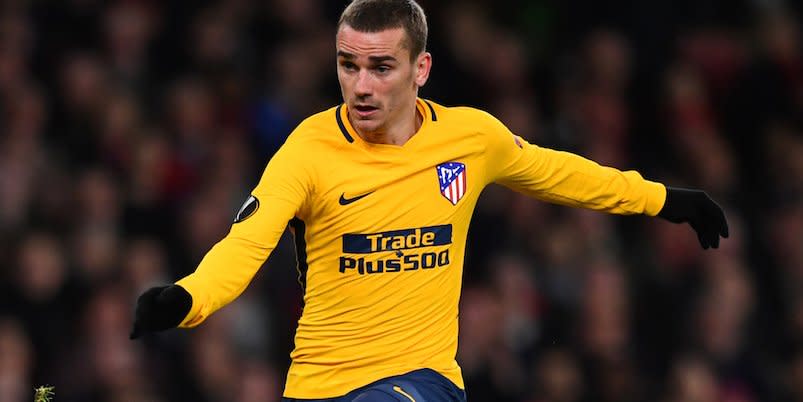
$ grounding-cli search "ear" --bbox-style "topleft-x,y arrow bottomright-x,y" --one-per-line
414,52 -> 432,87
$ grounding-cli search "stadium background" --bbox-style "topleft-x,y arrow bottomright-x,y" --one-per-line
1,0 -> 803,401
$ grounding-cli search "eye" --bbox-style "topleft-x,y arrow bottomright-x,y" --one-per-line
340,61 -> 357,71
376,65 -> 391,74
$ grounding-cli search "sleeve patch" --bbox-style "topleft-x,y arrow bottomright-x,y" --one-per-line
513,135 -> 523,148
234,195 -> 260,223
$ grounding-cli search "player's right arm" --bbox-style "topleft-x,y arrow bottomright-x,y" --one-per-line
478,110 -> 666,215
130,134 -> 314,338
476,109 -> 727,249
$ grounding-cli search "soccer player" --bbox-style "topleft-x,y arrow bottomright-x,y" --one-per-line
130,1 -> 729,401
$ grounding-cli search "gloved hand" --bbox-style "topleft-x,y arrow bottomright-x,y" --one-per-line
657,186 -> 729,249
130,284 -> 193,339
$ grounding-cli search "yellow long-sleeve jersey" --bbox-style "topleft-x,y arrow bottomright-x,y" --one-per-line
175,99 -> 666,399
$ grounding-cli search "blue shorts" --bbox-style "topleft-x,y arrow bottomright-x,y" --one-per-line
282,368 -> 466,402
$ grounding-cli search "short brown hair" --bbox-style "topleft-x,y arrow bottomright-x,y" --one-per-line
338,0 -> 428,61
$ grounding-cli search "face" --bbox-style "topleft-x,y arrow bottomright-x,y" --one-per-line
336,25 -> 431,136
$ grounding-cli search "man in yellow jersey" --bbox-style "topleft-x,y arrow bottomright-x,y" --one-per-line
130,0 -> 729,400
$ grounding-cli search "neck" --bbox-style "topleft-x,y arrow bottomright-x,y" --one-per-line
354,102 -> 423,146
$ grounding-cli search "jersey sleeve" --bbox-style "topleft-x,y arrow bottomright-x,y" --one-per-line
175,137 -> 314,327
480,111 -> 666,215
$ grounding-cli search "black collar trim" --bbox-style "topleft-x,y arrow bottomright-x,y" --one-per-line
335,104 -> 354,143
424,100 -> 438,121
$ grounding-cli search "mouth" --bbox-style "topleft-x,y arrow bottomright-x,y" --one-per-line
353,104 -> 379,117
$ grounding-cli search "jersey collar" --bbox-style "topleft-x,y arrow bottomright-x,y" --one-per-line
335,98 -> 437,145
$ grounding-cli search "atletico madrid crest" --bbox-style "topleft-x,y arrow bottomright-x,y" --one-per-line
436,162 -> 467,205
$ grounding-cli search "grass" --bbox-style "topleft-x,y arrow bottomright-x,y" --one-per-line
34,386 -> 54,402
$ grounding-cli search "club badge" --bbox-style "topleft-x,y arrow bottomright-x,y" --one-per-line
436,162 -> 466,205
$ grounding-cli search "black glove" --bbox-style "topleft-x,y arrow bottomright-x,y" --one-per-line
657,186 -> 729,249
130,284 -> 193,339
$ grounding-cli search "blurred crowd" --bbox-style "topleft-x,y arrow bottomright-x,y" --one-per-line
0,0 -> 802,401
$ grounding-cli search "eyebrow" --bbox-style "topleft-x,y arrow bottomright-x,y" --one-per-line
337,51 -> 397,63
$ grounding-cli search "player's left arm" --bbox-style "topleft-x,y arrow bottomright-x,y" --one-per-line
481,111 -> 728,249
130,135 -> 314,339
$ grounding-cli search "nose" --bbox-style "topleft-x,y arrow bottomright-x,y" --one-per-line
354,69 -> 372,97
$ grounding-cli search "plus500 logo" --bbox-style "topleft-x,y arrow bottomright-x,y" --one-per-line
340,225 -> 452,274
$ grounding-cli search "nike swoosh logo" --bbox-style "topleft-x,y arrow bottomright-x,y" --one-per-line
393,386 -> 417,402
339,191 -> 374,206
